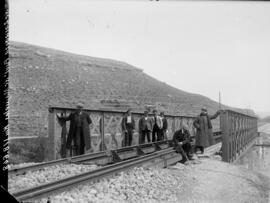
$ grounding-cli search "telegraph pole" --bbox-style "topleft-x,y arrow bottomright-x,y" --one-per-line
219,91 -> 221,111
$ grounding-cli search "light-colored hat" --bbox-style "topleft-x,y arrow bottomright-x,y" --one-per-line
76,103 -> 84,109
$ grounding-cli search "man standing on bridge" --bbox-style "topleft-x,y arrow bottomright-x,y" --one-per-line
121,109 -> 135,147
57,104 -> 92,156
152,110 -> 163,142
139,110 -> 153,144
160,112 -> 168,140
193,108 -> 220,154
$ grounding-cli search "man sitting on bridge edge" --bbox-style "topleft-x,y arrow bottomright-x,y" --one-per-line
173,124 -> 194,163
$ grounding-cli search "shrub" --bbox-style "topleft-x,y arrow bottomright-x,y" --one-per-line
9,137 -> 47,164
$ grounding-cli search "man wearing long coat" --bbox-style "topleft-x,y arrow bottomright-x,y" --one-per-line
57,104 -> 92,156
193,108 -> 220,153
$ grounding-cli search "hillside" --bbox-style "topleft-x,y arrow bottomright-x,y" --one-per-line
260,116 -> 270,123
8,41 -> 254,139
258,116 -> 270,127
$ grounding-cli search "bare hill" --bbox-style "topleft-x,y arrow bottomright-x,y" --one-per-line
260,116 -> 270,123
259,116 -> 270,127
8,41 -> 254,138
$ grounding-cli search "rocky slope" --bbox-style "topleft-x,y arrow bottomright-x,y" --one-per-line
8,41 -> 254,139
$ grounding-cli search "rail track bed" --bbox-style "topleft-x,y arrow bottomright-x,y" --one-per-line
8,151 -> 109,176
37,166 -> 183,203
10,140 -> 182,202
9,132 -> 221,177
8,163 -> 100,193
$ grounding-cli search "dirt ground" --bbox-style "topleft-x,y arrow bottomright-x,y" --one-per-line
169,157 -> 270,203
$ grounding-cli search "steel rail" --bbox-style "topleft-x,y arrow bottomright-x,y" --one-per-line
8,151 -> 108,175
13,148 -> 177,202
254,144 -> 270,147
11,132 -> 222,201
9,140 -> 173,175
9,132 -> 221,175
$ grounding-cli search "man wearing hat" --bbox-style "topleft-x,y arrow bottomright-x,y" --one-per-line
121,109 -> 135,147
160,112 -> 168,140
152,109 -> 163,142
193,107 -> 220,154
57,103 -> 92,156
139,110 -> 153,144
173,122 -> 193,163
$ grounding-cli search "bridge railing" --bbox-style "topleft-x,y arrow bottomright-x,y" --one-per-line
220,110 -> 258,163
48,106 -> 221,160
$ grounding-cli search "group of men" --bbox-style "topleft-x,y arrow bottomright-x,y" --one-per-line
58,104 -> 221,163
121,107 -> 221,163
121,109 -> 168,147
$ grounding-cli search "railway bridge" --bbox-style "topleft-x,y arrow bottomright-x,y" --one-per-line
47,107 -> 258,163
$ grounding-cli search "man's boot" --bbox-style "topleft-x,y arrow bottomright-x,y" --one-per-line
201,147 -> 204,154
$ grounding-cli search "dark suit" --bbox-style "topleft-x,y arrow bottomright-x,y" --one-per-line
161,117 -> 168,140
58,111 -> 92,156
139,116 -> 153,144
173,128 -> 192,161
121,115 -> 135,147
152,115 -> 163,142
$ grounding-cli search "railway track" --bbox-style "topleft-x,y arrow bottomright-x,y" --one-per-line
9,140 -> 173,176
8,151 -> 108,176
10,133 -> 222,202
10,131 -> 222,176
13,147 -> 180,202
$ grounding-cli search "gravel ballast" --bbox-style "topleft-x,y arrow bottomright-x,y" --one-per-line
37,167 -> 183,203
9,155 -> 270,202
8,164 -> 99,193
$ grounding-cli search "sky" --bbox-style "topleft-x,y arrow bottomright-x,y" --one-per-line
9,0 -> 270,117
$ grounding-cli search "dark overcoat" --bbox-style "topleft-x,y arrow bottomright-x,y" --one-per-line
172,128 -> 191,146
162,117 -> 168,130
60,112 -> 92,150
193,112 -> 219,147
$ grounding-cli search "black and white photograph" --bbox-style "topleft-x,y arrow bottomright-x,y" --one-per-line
2,0 -> 270,202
